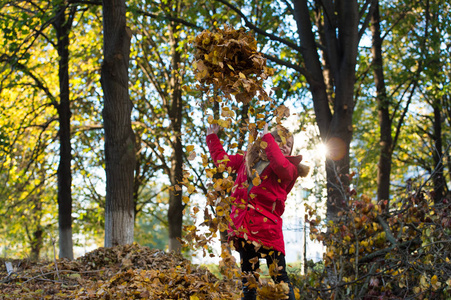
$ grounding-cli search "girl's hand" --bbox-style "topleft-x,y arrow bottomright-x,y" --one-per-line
263,122 -> 269,136
207,123 -> 220,135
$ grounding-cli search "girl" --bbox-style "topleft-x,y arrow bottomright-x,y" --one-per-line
206,122 -> 309,300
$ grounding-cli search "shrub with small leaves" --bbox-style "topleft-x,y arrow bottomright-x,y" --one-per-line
301,180 -> 451,299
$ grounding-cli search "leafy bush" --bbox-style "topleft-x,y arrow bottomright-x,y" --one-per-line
296,187 -> 451,299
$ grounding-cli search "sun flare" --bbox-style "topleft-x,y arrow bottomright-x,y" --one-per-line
315,143 -> 328,160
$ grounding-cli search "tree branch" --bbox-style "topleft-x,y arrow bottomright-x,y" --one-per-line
214,0 -> 303,53
262,53 -> 307,78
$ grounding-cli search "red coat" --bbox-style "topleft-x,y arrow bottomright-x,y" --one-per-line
206,133 -> 302,255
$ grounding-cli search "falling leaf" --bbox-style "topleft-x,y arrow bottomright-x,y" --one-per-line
187,184 -> 195,194
252,176 -> 261,187
188,151 -> 196,161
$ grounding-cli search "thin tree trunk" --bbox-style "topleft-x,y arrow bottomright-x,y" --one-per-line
168,132 -> 184,252
167,26 -> 184,253
54,2 -> 74,259
102,0 -> 136,247
432,102 -> 446,203
446,96 -> 451,186
29,197 -> 43,261
168,110 -> 184,252
371,0 -> 393,206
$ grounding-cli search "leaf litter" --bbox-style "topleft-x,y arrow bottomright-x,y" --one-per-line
0,243 -> 240,299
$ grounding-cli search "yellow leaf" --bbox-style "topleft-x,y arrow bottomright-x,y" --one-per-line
216,206 -> 224,216
252,176 -> 261,186
219,221 -> 228,232
186,145 -> 195,152
196,59 -> 208,71
213,178 -> 223,191
431,275 -> 438,285
420,274 -> 429,288
202,37 -> 210,45
217,119 -> 230,128
326,251 -> 334,259
206,170 -> 214,178
218,164 -> 226,172
182,196 -> 190,204
239,72 -> 246,79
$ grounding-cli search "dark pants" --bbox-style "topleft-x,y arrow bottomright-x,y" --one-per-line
237,239 -> 296,300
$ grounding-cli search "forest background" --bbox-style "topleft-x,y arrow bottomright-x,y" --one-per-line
0,0 -> 450,298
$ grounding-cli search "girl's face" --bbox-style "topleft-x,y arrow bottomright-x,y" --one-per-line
275,135 -> 293,156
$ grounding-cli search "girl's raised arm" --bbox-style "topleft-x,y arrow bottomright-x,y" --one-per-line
262,133 -> 298,181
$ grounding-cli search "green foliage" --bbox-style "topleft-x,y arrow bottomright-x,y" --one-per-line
351,0 -> 451,200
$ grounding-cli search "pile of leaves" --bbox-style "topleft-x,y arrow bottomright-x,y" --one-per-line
191,25 -> 274,104
0,243 -> 241,299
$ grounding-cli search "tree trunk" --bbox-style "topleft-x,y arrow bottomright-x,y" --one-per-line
168,135 -> 183,252
371,0 -> 393,207
445,96 -> 451,186
54,2 -> 74,259
325,77 -> 355,221
29,197 -> 43,261
432,102 -> 446,203
293,0 -> 359,220
102,0 -> 136,247
167,29 -> 184,253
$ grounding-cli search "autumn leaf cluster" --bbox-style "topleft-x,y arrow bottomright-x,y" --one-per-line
191,25 -> 274,104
